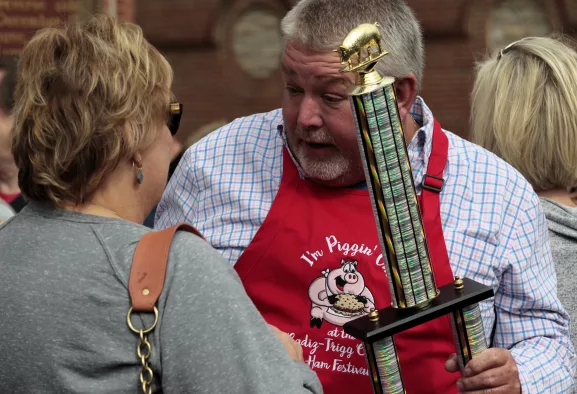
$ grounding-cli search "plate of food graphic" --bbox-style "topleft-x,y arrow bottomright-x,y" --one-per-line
328,294 -> 367,318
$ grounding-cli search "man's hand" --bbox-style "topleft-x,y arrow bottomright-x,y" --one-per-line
445,348 -> 521,393
269,324 -> 304,362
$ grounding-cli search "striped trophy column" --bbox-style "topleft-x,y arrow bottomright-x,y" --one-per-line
338,23 -> 490,393
350,75 -> 438,394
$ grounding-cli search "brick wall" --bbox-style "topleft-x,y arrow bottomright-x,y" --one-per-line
136,0 -> 577,143
408,0 -> 492,138
137,0 -> 290,145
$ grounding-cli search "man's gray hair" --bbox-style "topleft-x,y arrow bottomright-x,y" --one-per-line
281,0 -> 425,87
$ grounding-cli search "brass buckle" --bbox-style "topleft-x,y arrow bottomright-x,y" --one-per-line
126,306 -> 159,334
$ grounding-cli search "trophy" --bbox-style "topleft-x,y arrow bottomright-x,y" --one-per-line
336,24 -> 494,393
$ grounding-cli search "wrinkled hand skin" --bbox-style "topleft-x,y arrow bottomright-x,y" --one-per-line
445,348 -> 521,394
269,324 -> 304,362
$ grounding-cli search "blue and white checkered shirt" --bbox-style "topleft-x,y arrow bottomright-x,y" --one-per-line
156,97 -> 576,392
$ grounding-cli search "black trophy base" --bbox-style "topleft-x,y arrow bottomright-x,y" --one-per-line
343,278 -> 494,342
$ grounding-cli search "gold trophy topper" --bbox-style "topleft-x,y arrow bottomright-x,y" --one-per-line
335,23 -> 389,73
335,23 -> 394,95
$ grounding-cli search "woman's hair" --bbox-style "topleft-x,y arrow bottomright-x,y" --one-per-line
471,36 -> 577,191
12,14 -> 173,205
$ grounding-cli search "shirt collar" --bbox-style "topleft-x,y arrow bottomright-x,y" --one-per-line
277,124 -> 307,177
407,96 -> 435,176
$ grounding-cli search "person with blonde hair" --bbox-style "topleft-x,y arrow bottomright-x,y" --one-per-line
472,35 -> 577,352
0,14 -> 321,393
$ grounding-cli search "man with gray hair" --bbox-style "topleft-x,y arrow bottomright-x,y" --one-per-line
156,0 -> 575,392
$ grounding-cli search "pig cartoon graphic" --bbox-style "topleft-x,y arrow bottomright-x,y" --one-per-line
308,258 -> 375,328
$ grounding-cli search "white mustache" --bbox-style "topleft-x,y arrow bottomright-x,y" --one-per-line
295,127 -> 334,145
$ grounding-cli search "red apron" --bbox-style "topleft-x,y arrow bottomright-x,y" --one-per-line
235,120 -> 458,394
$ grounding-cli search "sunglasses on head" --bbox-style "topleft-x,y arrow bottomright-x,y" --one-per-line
168,103 -> 182,136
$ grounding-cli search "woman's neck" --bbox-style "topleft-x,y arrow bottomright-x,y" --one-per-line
62,201 -> 124,220
61,199 -> 146,224
59,165 -> 150,224
537,188 -> 577,208
0,159 -> 20,195
60,185 -> 149,224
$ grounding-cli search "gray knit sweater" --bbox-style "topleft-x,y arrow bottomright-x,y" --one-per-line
541,197 -> 577,352
0,202 -> 322,393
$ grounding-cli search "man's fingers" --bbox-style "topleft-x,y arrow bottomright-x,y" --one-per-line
445,353 -> 460,373
291,340 -> 304,361
458,386 -> 514,394
269,324 -> 282,334
296,342 -> 304,361
269,324 -> 304,362
457,366 -> 510,391
456,349 -> 520,394
463,349 -> 508,377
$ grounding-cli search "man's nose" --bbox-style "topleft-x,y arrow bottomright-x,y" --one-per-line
297,96 -> 323,129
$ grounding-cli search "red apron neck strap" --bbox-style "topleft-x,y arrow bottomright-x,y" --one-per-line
419,118 -> 454,286
422,119 -> 448,195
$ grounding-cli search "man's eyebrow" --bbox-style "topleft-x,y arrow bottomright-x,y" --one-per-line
281,63 -> 296,76
319,75 -> 350,86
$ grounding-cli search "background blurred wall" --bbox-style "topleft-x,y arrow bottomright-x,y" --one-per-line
136,0 -> 577,143
0,0 -> 79,56
413,0 -> 574,139
1,0 -> 575,143
0,0 -> 133,56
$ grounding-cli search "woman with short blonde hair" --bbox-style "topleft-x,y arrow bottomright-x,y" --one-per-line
0,14 -> 321,393
472,35 -> 577,349
472,36 -> 577,192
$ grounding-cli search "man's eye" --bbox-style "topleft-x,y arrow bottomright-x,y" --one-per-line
285,86 -> 302,95
323,95 -> 345,104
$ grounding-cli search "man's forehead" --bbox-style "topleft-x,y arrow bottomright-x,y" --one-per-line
282,60 -> 343,76
281,46 -> 353,85
283,41 -> 342,67
282,64 -> 353,87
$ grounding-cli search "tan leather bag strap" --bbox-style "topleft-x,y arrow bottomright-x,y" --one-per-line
129,223 -> 202,312
127,223 -> 203,393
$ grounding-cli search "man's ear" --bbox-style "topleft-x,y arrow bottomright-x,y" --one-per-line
393,73 -> 418,121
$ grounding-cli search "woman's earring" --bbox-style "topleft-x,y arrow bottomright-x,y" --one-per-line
134,161 -> 144,185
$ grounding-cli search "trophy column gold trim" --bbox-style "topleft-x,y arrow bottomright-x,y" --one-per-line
337,24 -> 493,394
337,23 -> 439,311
